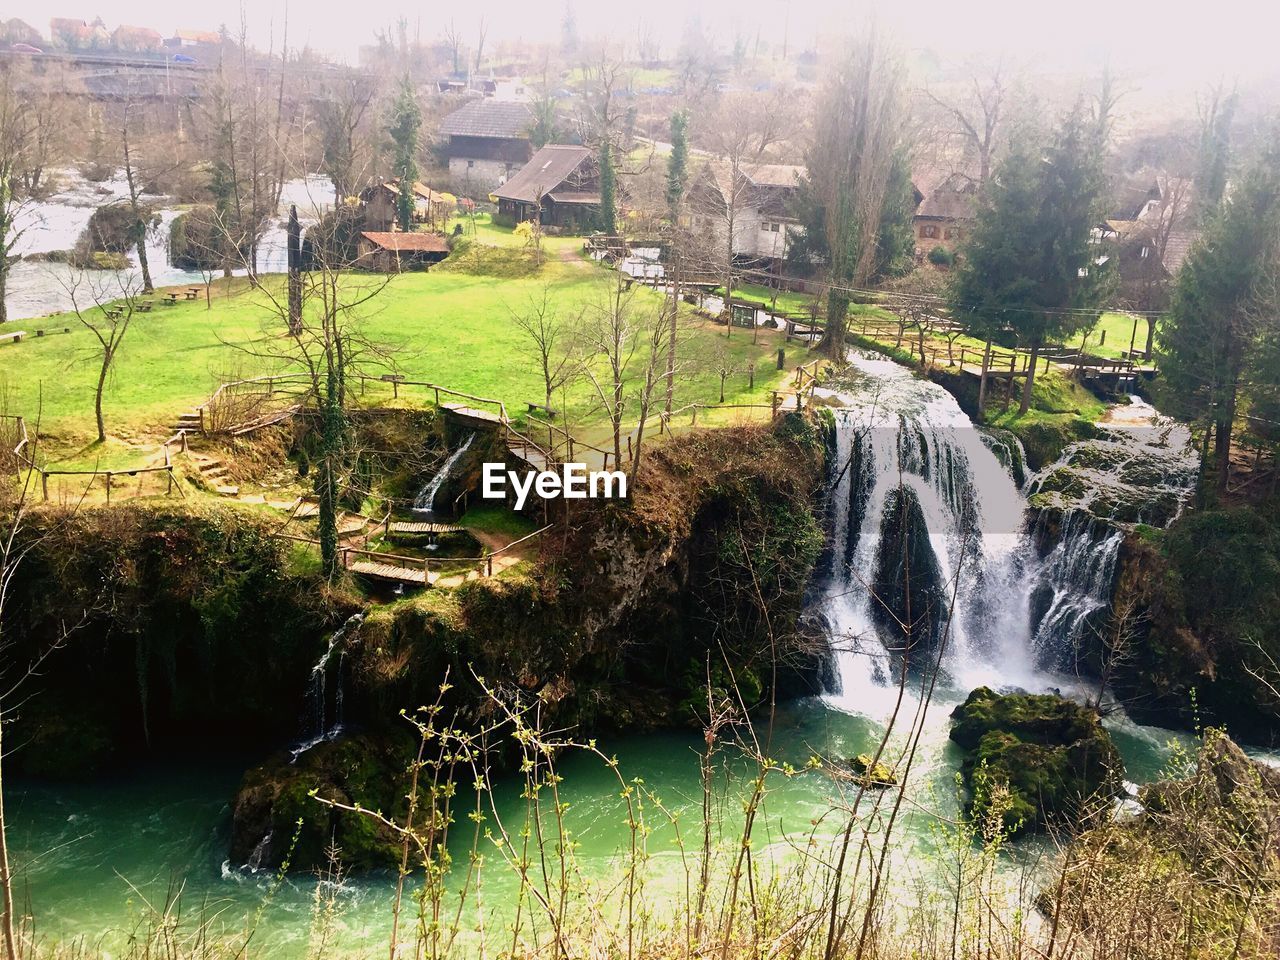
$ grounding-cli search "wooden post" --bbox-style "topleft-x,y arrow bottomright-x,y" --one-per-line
748,363 -> 755,390
106,471 -> 112,503
771,392 -> 779,419
977,340 -> 992,421
199,407 -> 205,434
41,470 -> 49,501
167,467 -> 173,495
691,406 -> 698,427
776,348 -> 785,371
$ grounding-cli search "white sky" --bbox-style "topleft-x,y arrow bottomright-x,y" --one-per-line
10,0 -> 1280,86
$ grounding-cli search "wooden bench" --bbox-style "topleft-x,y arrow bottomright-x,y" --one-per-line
138,301 -> 154,313
185,288 -> 201,300
0,330 -> 26,345
526,401 -> 559,419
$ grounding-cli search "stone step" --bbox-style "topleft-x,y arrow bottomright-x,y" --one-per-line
214,484 -> 240,497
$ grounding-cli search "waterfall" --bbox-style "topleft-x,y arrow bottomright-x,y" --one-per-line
1028,510 -> 1123,670
816,362 -> 1198,721
818,354 -> 1036,717
291,612 -> 364,761
413,433 -> 475,515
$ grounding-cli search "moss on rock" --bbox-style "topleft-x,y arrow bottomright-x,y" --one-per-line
950,687 -> 1125,836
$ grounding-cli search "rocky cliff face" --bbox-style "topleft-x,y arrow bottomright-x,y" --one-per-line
232,413 -> 830,868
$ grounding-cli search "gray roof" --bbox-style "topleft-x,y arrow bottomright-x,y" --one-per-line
916,172 -> 977,221
494,145 -> 594,204
439,99 -> 533,140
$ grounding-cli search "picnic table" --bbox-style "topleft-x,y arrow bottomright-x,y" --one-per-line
526,401 -> 559,419
164,292 -> 181,304
138,301 -> 154,313
185,288 -> 201,301
104,308 -> 123,321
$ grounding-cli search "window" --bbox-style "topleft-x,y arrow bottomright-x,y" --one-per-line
467,160 -> 475,169
761,221 -> 772,231
770,222 -> 780,232
920,224 -> 938,239
944,228 -> 953,240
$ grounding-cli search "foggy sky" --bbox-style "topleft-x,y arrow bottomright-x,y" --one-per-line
9,0 -> 1278,90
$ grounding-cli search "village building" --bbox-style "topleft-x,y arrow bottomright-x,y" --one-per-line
357,232 -> 451,272
165,30 -> 222,49
1107,173 -> 1198,318
912,171 -> 977,257
111,25 -> 163,53
438,99 -> 534,196
686,161 -> 805,266
2,19 -> 43,47
359,180 -> 455,232
49,18 -> 94,49
492,145 -> 603,230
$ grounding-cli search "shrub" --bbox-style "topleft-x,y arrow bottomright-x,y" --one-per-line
927,244 -> 955,267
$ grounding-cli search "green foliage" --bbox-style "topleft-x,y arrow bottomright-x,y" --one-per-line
872,149 -> 917,280
927,245 -> 954,267
950,686 -> 1124,835
950,105 -> 1114,352
597,138 -> 617,234
170,204 -> 238,271
666,109 -> 689,217
1159,144 -> 1280,489
387,74 -> 422,233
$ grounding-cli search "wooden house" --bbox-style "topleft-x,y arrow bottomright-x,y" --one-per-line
686,160 -> 805,266
438,99 -> 534,196
912,172 -> 977,256
492,145 -> 602,230
360,180 -> 455,232
357,232 -> 450,272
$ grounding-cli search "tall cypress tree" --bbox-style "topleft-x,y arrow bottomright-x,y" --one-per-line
598,139 -> 617,234
666,110 -> 689,218
387,74 -> 421,232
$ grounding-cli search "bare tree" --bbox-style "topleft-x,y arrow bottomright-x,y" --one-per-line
509,284 -> 578,413
689,89 -> 794,338
62,272 -> 140,444
473,17 -> 488,76
810,33 -> 908,357
0,62 -> 45,325
923,63 -> 1007,188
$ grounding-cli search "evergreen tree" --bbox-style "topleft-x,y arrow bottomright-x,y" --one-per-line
666,110 -> 689,219
871,149 -> 917,281
1160,146 -> 1280,498
598,139 -> 617,234
950,103 -> 1114,414
387,74 -> 421,233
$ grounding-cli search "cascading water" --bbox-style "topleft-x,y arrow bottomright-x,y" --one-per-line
290,612 -> 364,762
817,353 -> 1038,718
816,356 -> 1198,717
1025,396 -> 1196,666
413,433 -> 475,516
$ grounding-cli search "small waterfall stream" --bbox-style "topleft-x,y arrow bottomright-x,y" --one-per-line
413,433 -> 475,516
290,612 -> 364,762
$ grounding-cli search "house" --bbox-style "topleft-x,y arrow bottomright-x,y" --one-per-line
686,160 -> 805,265
438,99 -> 534,196
912,172 -> 977,256
165,30 -> 222,49
492,145 -> 602,230
2,19 -> 43,47
359,180 -> 455,232
357,232 -> 451,272
112,25 -> 163,53
49,18 -> 93,49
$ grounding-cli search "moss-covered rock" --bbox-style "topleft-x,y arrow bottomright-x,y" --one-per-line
848,753 -> 897,787
950,687 -> 1124,835
231,732 -> 416,871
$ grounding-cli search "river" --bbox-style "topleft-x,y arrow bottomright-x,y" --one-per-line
9,350 -> 1240,956
5,171 -> 334,322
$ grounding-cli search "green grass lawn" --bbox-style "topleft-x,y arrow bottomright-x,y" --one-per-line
6,236 -> 798,463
